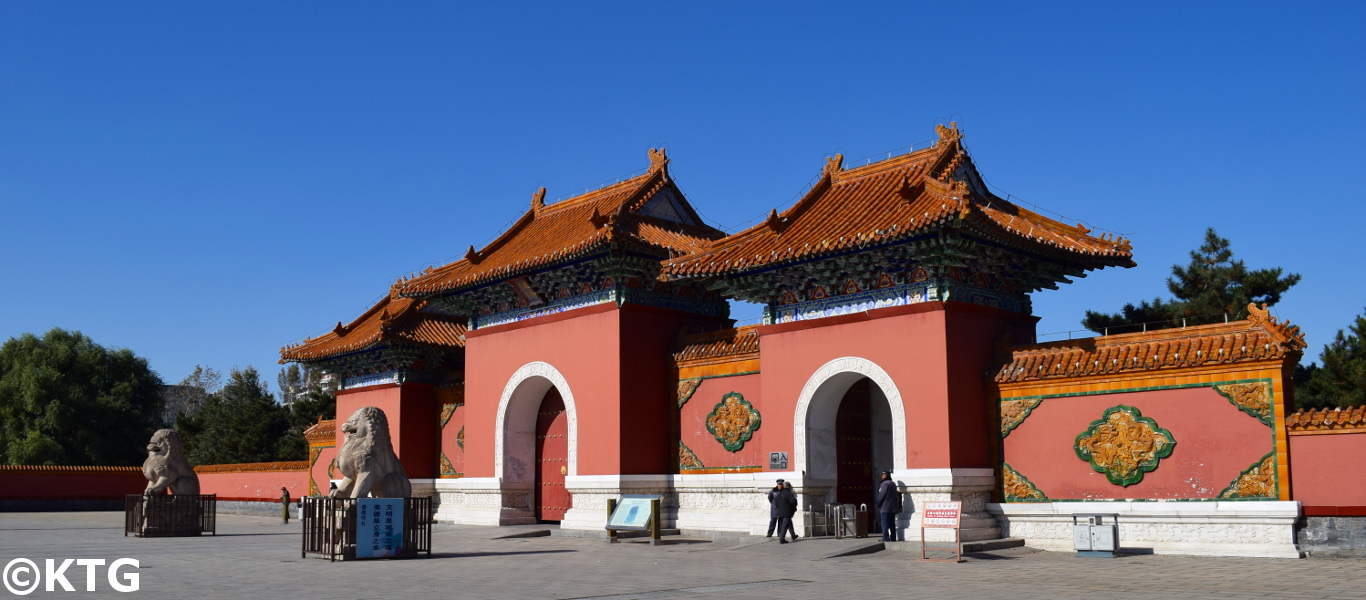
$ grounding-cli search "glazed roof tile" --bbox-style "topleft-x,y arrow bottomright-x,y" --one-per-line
673,325 -> 761,366
303,418 -> 336,445
993,304 -> 1306,383
397,150 -> 725,296
661,124 -> 1135,280
1286,406 -> 1366,432
280,294 -> 466,363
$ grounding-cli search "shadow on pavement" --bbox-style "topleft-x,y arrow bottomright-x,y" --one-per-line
432,549 -> 578,559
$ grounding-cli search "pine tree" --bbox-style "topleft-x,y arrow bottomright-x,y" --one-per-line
1083,228 -> 1300,333
1294,309 -> 1366,409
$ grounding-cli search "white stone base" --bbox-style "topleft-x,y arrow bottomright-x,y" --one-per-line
425,469 -> 999,542
990,501 -> 1303,558
428,478 -> 534,526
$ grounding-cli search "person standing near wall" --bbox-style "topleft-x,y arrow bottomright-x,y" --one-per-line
765,479 -> 784,537
875,471 -> 900,542
777,481 -> 799,543
281,487 -> 291,525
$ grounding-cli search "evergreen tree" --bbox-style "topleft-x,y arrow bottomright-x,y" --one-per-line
1294,309 -> 1366,409
1084,228 -> 1301,333
177,367 -> 295,464
0,328 -> 165,465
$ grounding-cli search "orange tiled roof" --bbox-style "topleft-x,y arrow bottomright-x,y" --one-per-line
993,304 -> 1306,383
303,418 -> 336,446
1286,406 -> 1366,433
673,325 -> 761,366
662,124 -> 1135,280
194,461 -> 310,474
280,293 -> 466,363
397,149 -> 725,297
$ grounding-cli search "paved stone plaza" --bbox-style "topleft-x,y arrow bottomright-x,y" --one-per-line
1,512 -> 1363,599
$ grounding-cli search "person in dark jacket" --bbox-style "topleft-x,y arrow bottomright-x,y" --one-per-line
874,471 -> 901,542
776,481 -> 799,543
765,479 -> 784,537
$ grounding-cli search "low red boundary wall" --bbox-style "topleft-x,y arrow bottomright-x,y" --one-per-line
0,465 -> 145,500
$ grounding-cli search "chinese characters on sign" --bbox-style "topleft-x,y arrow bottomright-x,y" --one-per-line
356,498 -> 405,558
920,501 -> 961,528
769,452 -> 788,470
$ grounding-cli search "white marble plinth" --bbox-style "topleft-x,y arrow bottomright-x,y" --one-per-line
990,500 -> 1303,558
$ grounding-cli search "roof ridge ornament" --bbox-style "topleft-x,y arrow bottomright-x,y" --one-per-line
531,187 -> 546,213
648,147 -> 668,173
823,154 -> 844,179
464,245 -> 481,265
1246,303 -> 1307,351
333,321 -> 348,336
765,208 -> 784,233
935,121 -> 963,146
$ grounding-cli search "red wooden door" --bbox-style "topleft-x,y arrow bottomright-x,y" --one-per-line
535,388 -> 570,522
835,379 -> 874,507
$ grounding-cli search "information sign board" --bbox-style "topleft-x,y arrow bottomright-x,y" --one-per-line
606,495 -> 658,531
921,501 -> 961,528
356,498 -> 405,558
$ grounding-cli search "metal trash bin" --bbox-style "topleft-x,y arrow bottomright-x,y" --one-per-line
830,503 -> 869,539
804,507 -> 831,537
1073,513 -> 1119,557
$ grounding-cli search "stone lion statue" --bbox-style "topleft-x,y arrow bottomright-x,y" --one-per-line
331,406 -> 411,499
142,429 -> 199,495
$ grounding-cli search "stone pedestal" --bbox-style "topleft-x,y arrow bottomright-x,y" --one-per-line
897,468 -> 998,543
990,500 -> 1302,558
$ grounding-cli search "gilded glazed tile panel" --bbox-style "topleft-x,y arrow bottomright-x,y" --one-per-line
1074,405 -> 1176,487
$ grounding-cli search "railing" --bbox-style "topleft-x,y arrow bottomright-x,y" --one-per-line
301,496 -> 433,561
124,494 -> 217,537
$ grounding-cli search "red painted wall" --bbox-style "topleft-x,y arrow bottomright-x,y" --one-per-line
680,373 -> 763,469
465,302 -> 726,477
0,467 -> 145,500
619,305 -> 719,474
465,304 -> 623,477
759,302 -> 1028,470
1290,432 -> 1366,508
336,382 -> 438,478
1003,386 -> 1273,499
197,469 -> 308,502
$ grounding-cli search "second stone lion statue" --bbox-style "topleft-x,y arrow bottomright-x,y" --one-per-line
142,428 -> 199,495
331,406 -> 411,499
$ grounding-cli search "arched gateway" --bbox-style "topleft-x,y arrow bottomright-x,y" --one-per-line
496,361 -> 578,522
794,357 -> 907,503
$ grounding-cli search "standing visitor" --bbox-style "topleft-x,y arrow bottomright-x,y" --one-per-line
765,479 -> 784,537
875,471 -> 901,542
777,481 -> 799,543
280,487 -> 291,525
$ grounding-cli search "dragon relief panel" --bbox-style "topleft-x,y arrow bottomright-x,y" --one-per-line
1075,405 -> 1176,487
1218,453 -> 1277,499
1214,381 -> 1273,425
1002,463 -> 1048,501
705,392 -> 762,452
677,378 -> 702,408
1001,396 -> 1043,437
679,441 -> 704,470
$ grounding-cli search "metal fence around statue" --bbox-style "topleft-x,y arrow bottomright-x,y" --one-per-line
301,496 -> 432,561
124,494 -> 217,537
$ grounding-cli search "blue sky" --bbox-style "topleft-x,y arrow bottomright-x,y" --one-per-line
2,2 -> 1362,394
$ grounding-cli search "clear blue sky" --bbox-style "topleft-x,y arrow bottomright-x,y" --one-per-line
3,2 -> 1362,395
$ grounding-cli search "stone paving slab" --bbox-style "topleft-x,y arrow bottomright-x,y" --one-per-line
1,512 -> 1363,599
